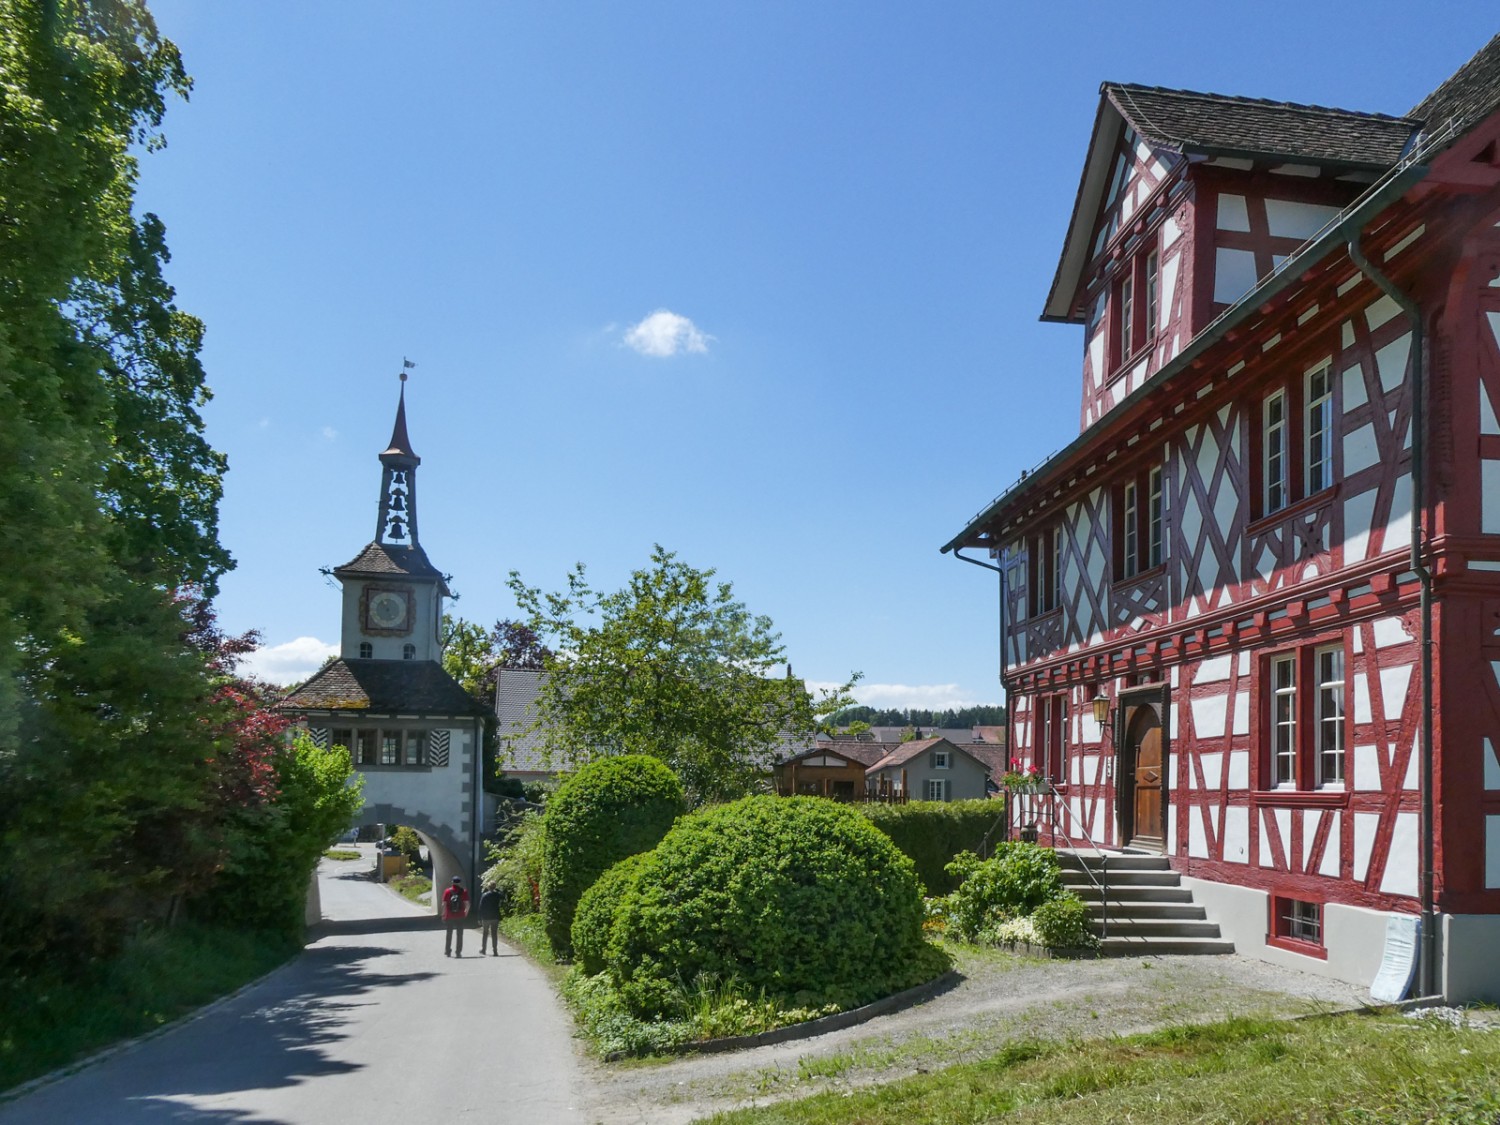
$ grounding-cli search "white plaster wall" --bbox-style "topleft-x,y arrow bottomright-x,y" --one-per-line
1445,915 -> 1500,1003
1183,877 -> 1393,990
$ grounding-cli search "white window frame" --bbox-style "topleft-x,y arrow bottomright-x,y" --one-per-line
1118,273 -> 1135,363
1270,654 -> 1297,787
932,751 -> 949,769
1147,465 -> 1164,568
1121,481 -> 1140,579
1263,390 -> 1288,515
924,778 -> 949,802
1144,250 -> 1159,339
1314,645 -> 1345,787
1305,364 -> 1333,495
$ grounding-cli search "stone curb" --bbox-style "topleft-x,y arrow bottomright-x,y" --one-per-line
604,969 -> 964,1062
0,955 -> 299,1107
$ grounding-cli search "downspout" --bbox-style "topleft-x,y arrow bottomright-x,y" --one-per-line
955,547 -> 1012,850
1345,231 -> 1437,999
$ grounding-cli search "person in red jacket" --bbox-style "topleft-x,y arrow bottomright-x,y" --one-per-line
441,876 -> 470,957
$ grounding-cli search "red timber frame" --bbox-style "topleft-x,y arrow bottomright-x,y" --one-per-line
991,128 -> 1500,923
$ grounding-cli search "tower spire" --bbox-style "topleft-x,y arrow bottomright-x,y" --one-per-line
376,365 -> 421,546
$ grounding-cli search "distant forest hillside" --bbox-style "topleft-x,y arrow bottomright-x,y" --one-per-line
828,704 -> 1006,729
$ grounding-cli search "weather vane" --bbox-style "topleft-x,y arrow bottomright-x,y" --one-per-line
400,357 -> 416,384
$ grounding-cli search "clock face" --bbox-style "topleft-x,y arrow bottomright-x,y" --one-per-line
368,590 -> 409,630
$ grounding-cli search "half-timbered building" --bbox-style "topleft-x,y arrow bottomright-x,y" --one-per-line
944,36 -> 1500,1001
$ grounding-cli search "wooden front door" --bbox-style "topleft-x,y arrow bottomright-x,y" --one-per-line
1125,707 -> 1165,849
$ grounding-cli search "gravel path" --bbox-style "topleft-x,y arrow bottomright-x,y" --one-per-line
577,947 -> 1372,1124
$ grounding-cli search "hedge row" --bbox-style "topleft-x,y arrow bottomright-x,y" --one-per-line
857,799 -> 1005,894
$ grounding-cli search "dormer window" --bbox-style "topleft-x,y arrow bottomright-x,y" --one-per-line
1109,241 -> 1160,373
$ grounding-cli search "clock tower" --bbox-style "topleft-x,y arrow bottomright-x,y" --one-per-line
279,373 -> 488,910
333,377 -> 448,663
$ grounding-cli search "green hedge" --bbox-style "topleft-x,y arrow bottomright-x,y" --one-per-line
857,799 -> 1005,894
539,755 -> 685,957
571,852 -> 649,976
607,796 -> 938,1020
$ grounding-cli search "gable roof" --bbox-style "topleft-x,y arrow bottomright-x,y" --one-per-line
1043,85 -> 1415,323
1409,33 -> 1500,140
954,36 -> 1500,552
1106,84 -> 1414,168
868,737 -> 959,773
279,658 -> 487,717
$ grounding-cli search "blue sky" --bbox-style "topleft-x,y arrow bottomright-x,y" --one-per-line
138,3 -> 1496,706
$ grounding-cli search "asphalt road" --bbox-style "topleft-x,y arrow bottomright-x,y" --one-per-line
0,850 -> 589,1124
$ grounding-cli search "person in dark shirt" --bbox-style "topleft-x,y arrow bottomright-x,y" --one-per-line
477,884 -> 504,956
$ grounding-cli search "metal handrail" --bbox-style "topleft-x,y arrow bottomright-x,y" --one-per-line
1032,779 -> 1111,940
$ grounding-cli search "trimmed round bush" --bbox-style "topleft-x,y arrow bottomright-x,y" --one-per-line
571,851 -> 649,976
606,796 -> 933,1019
539,755 -> 684,957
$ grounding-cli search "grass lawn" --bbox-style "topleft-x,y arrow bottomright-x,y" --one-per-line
389,872 -> 432,904
699,1010 -> 1500,1124
322,849 -> 361,861
0,923 -> 298,1093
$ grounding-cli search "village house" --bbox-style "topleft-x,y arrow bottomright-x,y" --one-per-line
944,37 -> 1500,1001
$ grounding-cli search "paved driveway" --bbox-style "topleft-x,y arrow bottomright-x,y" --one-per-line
0,851 -> 588,1124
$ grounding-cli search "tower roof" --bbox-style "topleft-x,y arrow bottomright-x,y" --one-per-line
382,384 -> 418,460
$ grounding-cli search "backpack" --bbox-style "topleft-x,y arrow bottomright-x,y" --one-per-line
445,887 -> 464,914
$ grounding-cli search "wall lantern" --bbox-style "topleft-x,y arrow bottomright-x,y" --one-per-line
1090,692 -> 1111,727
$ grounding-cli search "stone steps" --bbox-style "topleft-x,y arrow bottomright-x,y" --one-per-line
1057,850 -> 1232,957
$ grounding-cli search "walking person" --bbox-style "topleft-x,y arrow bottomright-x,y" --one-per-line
441,876 -> 469,957
477,883 -> 503,956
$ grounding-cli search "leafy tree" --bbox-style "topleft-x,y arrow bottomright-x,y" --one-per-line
194,732 -> 365,937
442,615 -> 555,705
508,546 -> 857,803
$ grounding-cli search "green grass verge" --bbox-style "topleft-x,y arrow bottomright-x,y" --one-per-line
0,923 -> 298,1093
699,1010 -> 1500,1124
498,913 -> 557,969
322,849 -> 361,861
389,873 -> 431,904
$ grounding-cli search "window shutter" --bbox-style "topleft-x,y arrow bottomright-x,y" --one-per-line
928,751 -> 936,769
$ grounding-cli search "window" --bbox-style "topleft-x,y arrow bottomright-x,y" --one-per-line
1270,897 -> 1325,956
1109,241 -> 1161,371
358,641 -> 373,659
405,730 -> 427,767
924,778 -> 949,802
1261,641 -> 1346,789
1263,391 -> 1288,514
402,643 -> 416,660
1115,463 -> 1165,580
1037,695 -> 1067,783
380,733 -> 400,766
356,729 -> 378,767
932,750 -> 949,769
1270,655 -> 1297,786
1256,362 -> 1336,518
1144,251 -> 1159,337
1306,365 -> 1333,494
332,728 -> 352,754
1029,525 -> 1062,614
1315,647 -> 1346,786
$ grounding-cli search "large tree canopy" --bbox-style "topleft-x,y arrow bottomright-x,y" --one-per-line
0,1 -> 273,971
507,545 -> 856,803
0,0 -> 226,739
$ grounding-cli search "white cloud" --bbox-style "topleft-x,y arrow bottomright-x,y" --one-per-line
242,636 -> 338,685
622,309 -> 712,358
805,681 -> 989,712
321,425 -> 338,441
